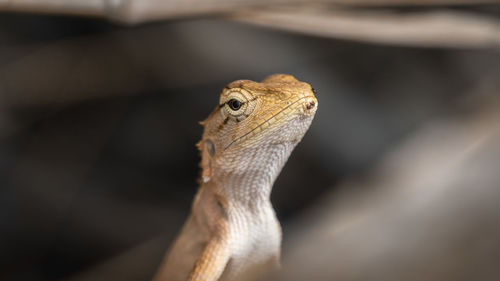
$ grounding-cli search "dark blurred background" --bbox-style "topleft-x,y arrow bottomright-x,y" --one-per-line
1,2 -> 500,281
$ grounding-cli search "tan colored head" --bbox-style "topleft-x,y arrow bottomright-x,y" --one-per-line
198,74 -> 317,183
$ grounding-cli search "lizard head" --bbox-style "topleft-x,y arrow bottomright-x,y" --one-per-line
198,74 -> 317,183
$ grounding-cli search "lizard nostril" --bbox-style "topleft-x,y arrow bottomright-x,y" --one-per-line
303,97 -> 317,113
306,101 -> 315,110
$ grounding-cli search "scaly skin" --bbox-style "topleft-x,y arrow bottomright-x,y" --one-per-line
153,74 -> 317,281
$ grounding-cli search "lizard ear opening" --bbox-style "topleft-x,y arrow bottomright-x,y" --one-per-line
205,139 -> 215,157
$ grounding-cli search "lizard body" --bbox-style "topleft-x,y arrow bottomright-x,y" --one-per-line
153,74 -> 317,281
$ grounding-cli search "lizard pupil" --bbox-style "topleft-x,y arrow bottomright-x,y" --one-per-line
228,99 -> 241,111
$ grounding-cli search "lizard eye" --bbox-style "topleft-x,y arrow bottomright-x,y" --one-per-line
220,89 -> 256,120
227,99 -> 242,111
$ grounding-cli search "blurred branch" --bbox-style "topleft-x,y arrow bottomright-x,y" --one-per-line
233,8 -> 500,48
67,236 -> 168,281
0,0 -> 498,24
0,0 -> 105,17
1,1 -> 500,48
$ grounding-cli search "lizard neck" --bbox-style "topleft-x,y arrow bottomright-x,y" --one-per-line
208,142 -> 297,207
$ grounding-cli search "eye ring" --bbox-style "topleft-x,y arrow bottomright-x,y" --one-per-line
220,89 -> 256,120
227,99 -> 242,111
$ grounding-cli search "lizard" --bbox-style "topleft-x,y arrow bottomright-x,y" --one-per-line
153,74 -> 317,281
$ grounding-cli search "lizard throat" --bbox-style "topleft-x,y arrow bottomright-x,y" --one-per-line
212,141 -> 298,205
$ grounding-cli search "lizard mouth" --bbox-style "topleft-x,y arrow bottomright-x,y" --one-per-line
224,95 -> 317,150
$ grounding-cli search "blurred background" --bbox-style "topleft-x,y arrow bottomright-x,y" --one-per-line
1,1 -> 500,281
